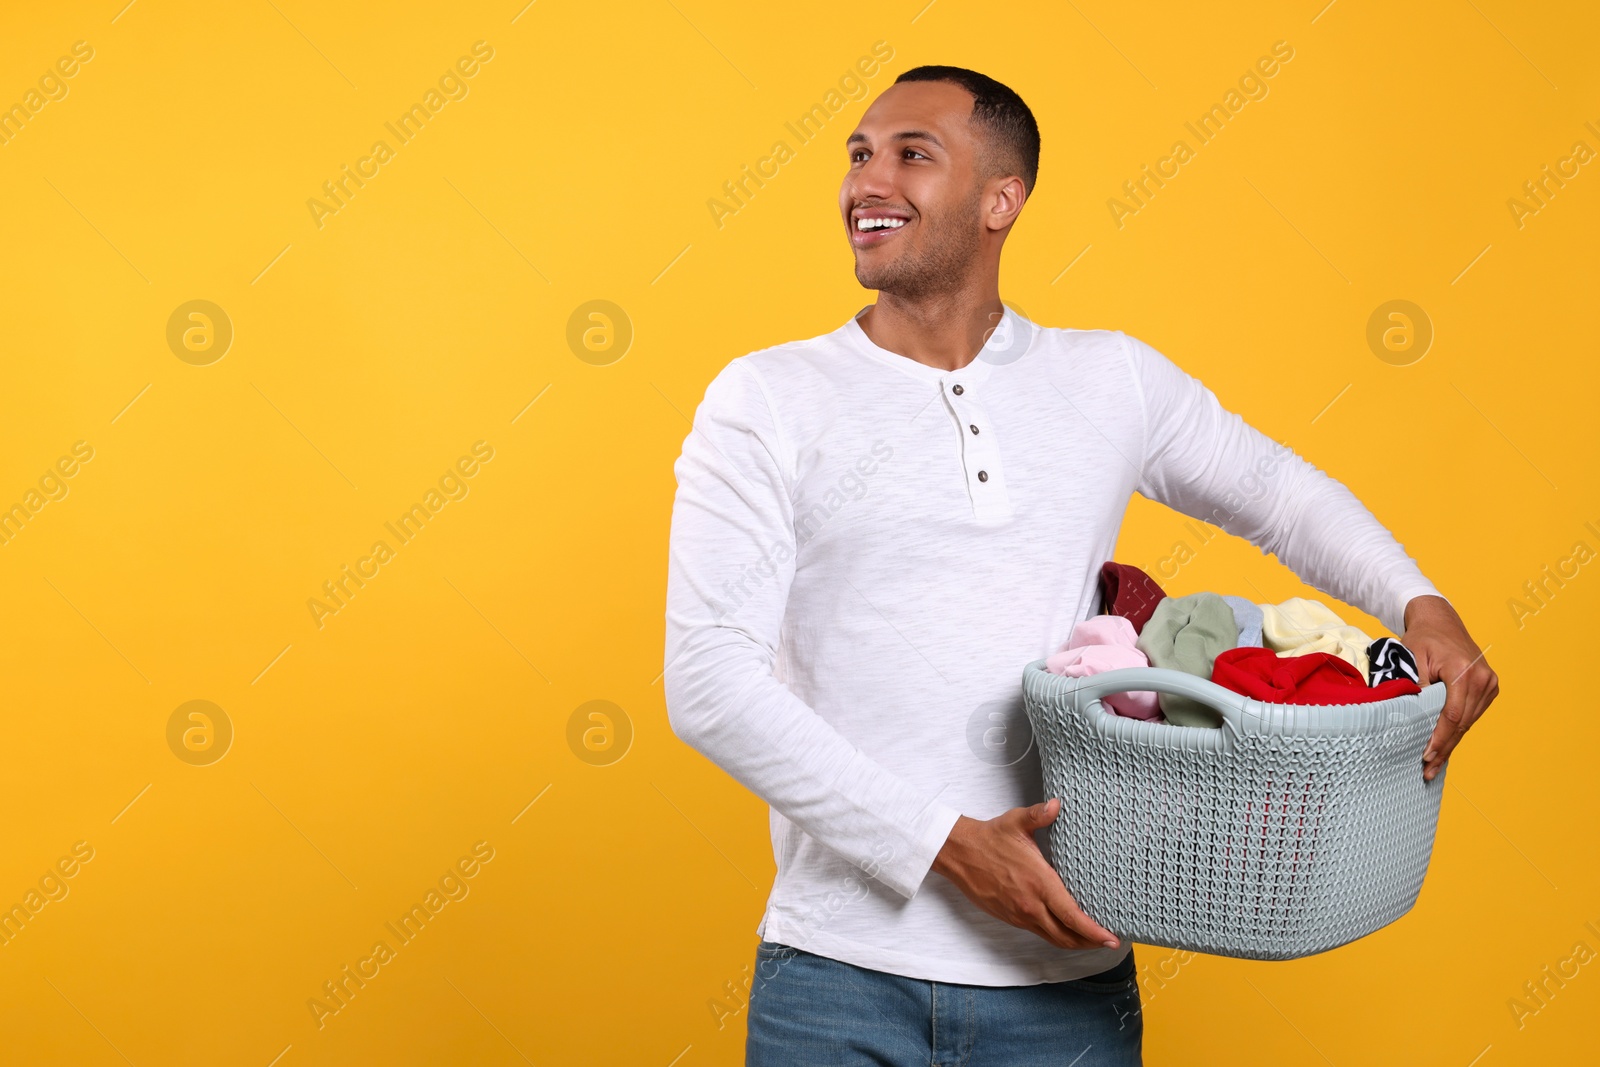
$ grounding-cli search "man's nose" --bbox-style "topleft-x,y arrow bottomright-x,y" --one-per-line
847,153 -> 896,202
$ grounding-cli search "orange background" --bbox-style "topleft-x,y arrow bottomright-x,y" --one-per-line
0,1 -> 1594,1063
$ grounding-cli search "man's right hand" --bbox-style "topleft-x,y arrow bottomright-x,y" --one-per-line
930,797 -> 1121,951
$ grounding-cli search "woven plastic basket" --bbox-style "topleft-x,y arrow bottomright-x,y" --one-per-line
1020,661 -> 1449,960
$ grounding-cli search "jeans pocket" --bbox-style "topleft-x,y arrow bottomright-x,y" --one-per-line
754,939 -> 800,962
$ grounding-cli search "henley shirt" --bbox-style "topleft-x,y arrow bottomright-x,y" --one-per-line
662,306 -> 1444,986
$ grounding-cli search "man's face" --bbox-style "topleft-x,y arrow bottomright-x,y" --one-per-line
840,81 -> 987,298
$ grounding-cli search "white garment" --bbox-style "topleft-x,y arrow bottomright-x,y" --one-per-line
1260,596 -> 1376,675
663,307 -> 1444,985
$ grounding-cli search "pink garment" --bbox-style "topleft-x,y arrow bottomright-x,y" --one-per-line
1045,616 -> 1161,720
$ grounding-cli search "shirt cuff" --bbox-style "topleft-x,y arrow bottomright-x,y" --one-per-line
877,799 -> 965,900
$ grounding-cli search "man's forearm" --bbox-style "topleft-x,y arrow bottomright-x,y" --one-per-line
663,627 -> 964,899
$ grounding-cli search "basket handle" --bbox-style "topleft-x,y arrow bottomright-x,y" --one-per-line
1066,666 -> 1252,727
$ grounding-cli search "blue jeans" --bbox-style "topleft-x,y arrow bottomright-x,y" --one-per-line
745,939 -> 1143,1066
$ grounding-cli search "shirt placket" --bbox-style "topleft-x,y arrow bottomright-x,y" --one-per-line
941,377 -> 1013,522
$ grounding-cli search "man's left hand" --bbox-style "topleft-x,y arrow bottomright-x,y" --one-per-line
1400,594 -> 1499,781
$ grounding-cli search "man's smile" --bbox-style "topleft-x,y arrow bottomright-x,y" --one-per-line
850,207 -> 914,248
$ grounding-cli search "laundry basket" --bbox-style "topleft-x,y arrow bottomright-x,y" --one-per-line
1020,662 -> 1449,961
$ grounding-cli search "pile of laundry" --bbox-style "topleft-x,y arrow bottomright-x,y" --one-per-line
1045,562 -> 1424,727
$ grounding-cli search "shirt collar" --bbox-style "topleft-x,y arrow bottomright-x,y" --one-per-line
842,304 -> 1036,388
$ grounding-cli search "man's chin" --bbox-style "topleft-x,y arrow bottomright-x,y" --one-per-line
852,260 -> 898,292
855,270 -> 935,300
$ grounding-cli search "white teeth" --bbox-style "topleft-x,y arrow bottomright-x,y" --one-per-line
856,217 -> 907,231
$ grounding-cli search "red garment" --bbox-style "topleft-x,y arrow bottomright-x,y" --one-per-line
1211,646 -> 1422,704
1098,562 -> 1167,635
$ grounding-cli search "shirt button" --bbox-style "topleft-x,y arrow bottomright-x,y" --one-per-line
978,470 -> 989,482
952,384 -> 964,395
969,424 -> 979,435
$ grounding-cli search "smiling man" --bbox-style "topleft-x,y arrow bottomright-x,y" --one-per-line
664,65 -> 1497,1065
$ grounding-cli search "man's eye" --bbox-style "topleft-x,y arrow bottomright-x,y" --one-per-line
903,149 -> 928,160
850,150 -> 869,163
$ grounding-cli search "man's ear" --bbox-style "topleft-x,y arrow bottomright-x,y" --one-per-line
986,175 -> 1027,231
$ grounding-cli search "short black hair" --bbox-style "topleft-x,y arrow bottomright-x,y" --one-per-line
893,65 -> 1040,194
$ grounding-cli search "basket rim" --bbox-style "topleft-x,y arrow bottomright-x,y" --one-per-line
1021,658 -> 1447,743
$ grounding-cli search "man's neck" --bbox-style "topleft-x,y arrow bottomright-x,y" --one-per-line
857,289 -> 1007,372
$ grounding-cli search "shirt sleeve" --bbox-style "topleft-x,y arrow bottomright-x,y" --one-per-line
1119,331 -> 1447,636
663,357 -> 965,900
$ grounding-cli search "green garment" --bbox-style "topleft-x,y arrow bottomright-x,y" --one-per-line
1135,592 -> 1239,727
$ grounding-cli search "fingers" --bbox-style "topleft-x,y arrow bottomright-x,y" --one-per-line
1034,857 -> 1119,948
1422,676 -> 1467,779
1011,879 -> 1112,951
1007,801 -> 1120,950
1421,655 -> 1498,781
1422,736 -> 1457,781
1421,695 -> 1463,776
1031,905 -> 1102,951
1040,882 -> 1119,949
1018,796 -> 1060,830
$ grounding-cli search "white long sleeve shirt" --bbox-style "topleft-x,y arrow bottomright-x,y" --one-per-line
662,306 -> 1444,986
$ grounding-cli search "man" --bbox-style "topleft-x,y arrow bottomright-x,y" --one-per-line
663,65 -> 1497,1065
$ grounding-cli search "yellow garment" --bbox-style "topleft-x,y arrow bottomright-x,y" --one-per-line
1260,597 -> 1374,677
